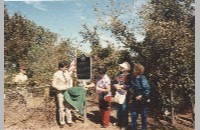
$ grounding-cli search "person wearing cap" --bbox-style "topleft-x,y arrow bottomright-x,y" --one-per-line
13,65 -> 28,83
96,66 -> 112,128
131,63 -> 151,130
113,62 -> 132,130
52,60 -> 73,128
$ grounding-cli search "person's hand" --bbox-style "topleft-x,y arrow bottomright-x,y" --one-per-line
85,83 -> 95,88
115,84 -> 123,90
136,95 -> 142,100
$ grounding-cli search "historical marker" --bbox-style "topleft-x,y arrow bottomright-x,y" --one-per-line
76,54 -> 92,80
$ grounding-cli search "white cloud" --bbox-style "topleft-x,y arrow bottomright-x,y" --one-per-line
24,1 -> 47,11
100,34 -> 116,44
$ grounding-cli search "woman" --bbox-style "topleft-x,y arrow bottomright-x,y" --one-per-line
131,63 -> 151,130
113,62 -> 132,130
96,66 -> 112,128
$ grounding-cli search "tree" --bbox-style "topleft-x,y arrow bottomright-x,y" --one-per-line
26,39 -> 73,83
140,0 -> 195,123
4,12 -> 34,64
91,0 -> 195,123
80,24 -> 121,81
4,6 -> 74,84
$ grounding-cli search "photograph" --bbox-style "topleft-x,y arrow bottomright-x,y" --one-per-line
4,0 -> 195,130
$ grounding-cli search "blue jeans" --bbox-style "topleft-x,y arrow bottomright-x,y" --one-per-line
131,107 -> 147,130
117,101 -> 128,127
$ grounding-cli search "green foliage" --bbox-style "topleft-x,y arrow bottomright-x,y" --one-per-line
4,12 -> 34,63
91,0 -> 194,115
4,6 -> 74,84
139,0 -> 195,113
80,25 -> 121,81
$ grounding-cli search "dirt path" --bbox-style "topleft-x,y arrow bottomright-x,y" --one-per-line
4,97 -> 194,130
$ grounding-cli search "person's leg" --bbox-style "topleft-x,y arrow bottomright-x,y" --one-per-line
99,99 -> 104,125
65,101 -> 72,124
57,93 -> 66,125
132,111 -> 138,130
121,101 -> 128,128
117,104 -> 122,127
141,107 -> 147,130
103,96 -> 112,127
102,109 -> 110,127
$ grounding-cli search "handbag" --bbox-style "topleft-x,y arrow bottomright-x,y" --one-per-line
113,90 -> 126,104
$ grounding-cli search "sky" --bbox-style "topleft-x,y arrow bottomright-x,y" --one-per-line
4,0 -> 148,53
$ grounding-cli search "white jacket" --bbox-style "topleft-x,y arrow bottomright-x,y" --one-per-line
52,70 -> 73,90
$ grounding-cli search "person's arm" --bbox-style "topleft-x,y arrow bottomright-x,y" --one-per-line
68,76 -> 73,88
114,84 -> 124,90
52,73 -> 60,90
104,77 -> 112,92
141,76 -> 151,97
85,83 -> 95,88
96,80 -> 102,93
113,76 -> 124,90
105,84 -> 111,92
136,76 -> 151,100
96,84 -> 110,92
124,73 -> 132,89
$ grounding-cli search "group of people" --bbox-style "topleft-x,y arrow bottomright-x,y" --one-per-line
96,62 -> 151,130
52,60 -> 151,130
13,60 -> 150,130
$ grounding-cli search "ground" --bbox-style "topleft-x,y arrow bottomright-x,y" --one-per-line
4,95 -> 194,130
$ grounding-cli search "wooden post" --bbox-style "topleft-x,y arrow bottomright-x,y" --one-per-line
82,80 -> 87,124
83,97 -> 87,123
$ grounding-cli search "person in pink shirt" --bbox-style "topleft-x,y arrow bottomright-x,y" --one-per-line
96,66 -> 112,128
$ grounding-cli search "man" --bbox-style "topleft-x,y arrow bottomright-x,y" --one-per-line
52,61 -> 73,128
13,65 -> 28,83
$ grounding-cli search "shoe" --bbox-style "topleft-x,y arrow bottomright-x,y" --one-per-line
100,125 -> 108,128
120,127 -> 127,130
59,124 -> 64,128
67,123 -> 72,127
113,122 -> 118,126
